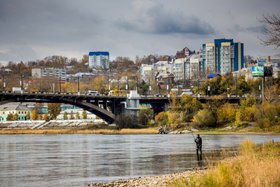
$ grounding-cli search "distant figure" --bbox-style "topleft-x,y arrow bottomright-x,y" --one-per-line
195,134 -> 202,160
158,125 -> 167,134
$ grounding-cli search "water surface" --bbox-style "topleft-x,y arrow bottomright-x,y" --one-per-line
0,134 -> 279,187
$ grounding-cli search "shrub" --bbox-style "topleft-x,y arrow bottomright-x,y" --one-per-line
138,108 -> 154,127
193,109 -> 216,128
155,112 -> 168,127
168,112 -> 182,129
115,114 -> 139,129
217,103 -> 236,125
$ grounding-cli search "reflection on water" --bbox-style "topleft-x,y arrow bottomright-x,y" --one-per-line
0,134 -> 279,187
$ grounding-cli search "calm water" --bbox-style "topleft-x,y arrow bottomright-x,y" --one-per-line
0,134 -> 279,187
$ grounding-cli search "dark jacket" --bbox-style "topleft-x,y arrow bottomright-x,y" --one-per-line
195,136 -> 202,148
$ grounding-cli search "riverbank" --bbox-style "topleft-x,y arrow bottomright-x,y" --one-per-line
0,128 -> 158,134
88,169 -> 206,187
1,127 -> 279,134
88,141 -> 280,187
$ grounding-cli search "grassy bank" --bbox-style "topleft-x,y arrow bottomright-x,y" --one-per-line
168,140 -> 280,187
0,128 -> 158,134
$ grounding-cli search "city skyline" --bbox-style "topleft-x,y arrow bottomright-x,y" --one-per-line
0,0 -> 279,63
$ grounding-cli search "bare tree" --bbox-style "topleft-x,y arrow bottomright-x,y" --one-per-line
261,14 -> 280,48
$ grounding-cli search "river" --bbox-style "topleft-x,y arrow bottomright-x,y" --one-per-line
0,134 -> 279,187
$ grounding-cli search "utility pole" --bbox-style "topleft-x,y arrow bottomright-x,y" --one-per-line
77,76 -> 80,95
2,74 -> 5,92
59,76 -> 62,93
20,74 -> 23,93
262,77 -> 265,103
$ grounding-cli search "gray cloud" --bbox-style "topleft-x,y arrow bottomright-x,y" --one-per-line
118,3 -> 216,35
247,25 -> 266,34
0,0 -> 279,62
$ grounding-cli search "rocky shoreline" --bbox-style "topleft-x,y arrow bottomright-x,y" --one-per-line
88,168 -> 206,187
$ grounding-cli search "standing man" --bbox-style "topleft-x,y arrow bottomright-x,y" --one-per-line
195,134 -> 202,160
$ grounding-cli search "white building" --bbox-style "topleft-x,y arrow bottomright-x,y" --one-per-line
56,108 -> 102,122
0,102 -> 32,121
190,54 -> 201,79
140,64 -> 155,83
204,43 -> 216,75
32,68 -> 66,81
88,51 -> 110,69
271,56 -> 280,78
220,42 -> 232,75
154,61 -> 173,78
173,58 -> 186,81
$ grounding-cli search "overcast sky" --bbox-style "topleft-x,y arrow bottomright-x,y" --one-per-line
0,0 -> 279,63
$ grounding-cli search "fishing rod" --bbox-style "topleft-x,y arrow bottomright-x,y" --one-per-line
190,129 -> 196,141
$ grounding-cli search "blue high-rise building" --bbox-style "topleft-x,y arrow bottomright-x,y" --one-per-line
202,39 -> 244,76
88,51 -> 110,69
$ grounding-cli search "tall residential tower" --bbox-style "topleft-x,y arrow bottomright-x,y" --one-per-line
88,51 -> 110,69
202,39 -> 244,76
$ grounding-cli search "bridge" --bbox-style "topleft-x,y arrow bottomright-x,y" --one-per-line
0,91 -> 241,124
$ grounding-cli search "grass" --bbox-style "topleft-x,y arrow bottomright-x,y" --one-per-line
0,128 -> 158,134
168,140 -> 280,187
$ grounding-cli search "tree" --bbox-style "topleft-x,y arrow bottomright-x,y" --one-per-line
75,112 -> 80,119
261,14 -> 280,48
48,103 -> 61,120
193,109 -> 216,128
217,103 -> 236,125
13,113 -> 19,121
137,81 -> 149,95
70,111 -> 74,120
180,95 -> 203,122
82,110 -> 87,119
138,108 -> 154,126
63,112 -> 68,120
43,114 -> 49,121
26,112 -> 31,120
31,109 -> 38,120
155,112 -> 169,127
6,113 -> 14,121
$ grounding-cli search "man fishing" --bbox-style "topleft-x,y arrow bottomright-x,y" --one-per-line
194,134 -> 202,160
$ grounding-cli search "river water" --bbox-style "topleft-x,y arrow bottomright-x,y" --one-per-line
0,134 -> 279,187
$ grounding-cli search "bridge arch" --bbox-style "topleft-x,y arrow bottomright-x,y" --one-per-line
0,94 -> 118,124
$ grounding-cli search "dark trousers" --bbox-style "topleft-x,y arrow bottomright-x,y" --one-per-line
196,147 -> 202,161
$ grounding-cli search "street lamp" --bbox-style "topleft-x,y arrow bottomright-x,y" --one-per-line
207,85 -> 210,96
259,84 -> 261,98
167,84 -> 169,97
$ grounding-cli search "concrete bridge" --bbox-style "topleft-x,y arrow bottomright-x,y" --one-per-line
0,91 -> 241,123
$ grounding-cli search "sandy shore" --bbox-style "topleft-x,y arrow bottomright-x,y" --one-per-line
88,168 -> 206,187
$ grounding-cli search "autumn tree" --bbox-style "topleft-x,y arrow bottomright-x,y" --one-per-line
31,109 -> 39,120
155,112 -> 168,127
138,108 -> 154,126
43,114 -> 49,121
180,95 -> 203,122
75,112 -> 80,119
193,109 -> 216,128
70,111 -> 74,119
63,112 -> 68,120
47,103 -> 61,120
91,76 -> 107,93
217,103 -> 236,125
26,112 -> 31,120
13,113 -> 19,121
82,110 -> 87,119
6,113 -> 14,121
